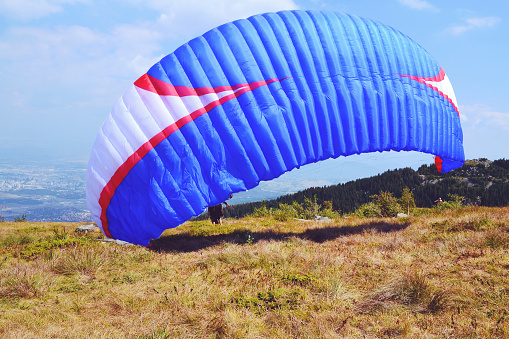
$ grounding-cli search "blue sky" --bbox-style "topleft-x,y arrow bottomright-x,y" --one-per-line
1,0 -> 508,201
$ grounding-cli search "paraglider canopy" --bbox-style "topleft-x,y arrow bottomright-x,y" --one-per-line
86,10 -> 464,245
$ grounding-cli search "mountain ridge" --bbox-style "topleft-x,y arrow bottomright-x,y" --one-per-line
224,158 -> 509,218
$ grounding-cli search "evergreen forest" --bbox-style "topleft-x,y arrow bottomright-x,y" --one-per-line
223,158 -> 509,219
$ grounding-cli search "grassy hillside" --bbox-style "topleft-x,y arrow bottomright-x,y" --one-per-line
1,207 -> 509,338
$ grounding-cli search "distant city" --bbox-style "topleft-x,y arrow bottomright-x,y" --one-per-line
0,154 -> 304,222
0,156 -> 283,223
0,160 -> 91,222
0,158 -> 297,222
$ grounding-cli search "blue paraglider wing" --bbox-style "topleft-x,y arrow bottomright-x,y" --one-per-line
86,10 -> 464,245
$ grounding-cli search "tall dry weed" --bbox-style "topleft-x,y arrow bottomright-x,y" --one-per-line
0,261 -> 52,299
51,246 -> 109,276
357,271 -> 450,314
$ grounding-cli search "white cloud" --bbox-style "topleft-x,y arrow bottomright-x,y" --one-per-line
0,19 -> 164,156
459,104 -> 509,160
0,0 -> 300,157
0,21 -> 164,115
128,0 -> 299,41
0,0 -> 84,21
460,104 -> 509,130
446,16 -> 501,36
0,0 -> 300,109
396,0 -> 438,11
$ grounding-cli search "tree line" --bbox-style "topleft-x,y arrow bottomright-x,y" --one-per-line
223,158 -> 509,219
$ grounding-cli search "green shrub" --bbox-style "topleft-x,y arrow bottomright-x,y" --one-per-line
371,191 -> 402,217
282,273 -> 320,286
251,198 -> 340,221
234,288 -> 305,313
272,203 -> 297,221
188,220 -> 214,236
301,196 -> 320,219
17,226 -> 46,234
435,194 -> 466,211
251,203 -> 271,217
290,201 -> 305,219
354,202 -> 381,218
1,233 -> 36,247
20,237 -> 87,259
354,191 -> 403,217
318,200 -> 341,219
411,208 -> 434,217
57,277 -> 84,293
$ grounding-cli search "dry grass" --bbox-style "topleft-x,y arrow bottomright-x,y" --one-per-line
0,206 -> 508,338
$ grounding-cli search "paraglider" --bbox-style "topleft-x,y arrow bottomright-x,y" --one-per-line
86,10 -> 464,245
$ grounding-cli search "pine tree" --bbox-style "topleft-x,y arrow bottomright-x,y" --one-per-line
400,186 -> 416,215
